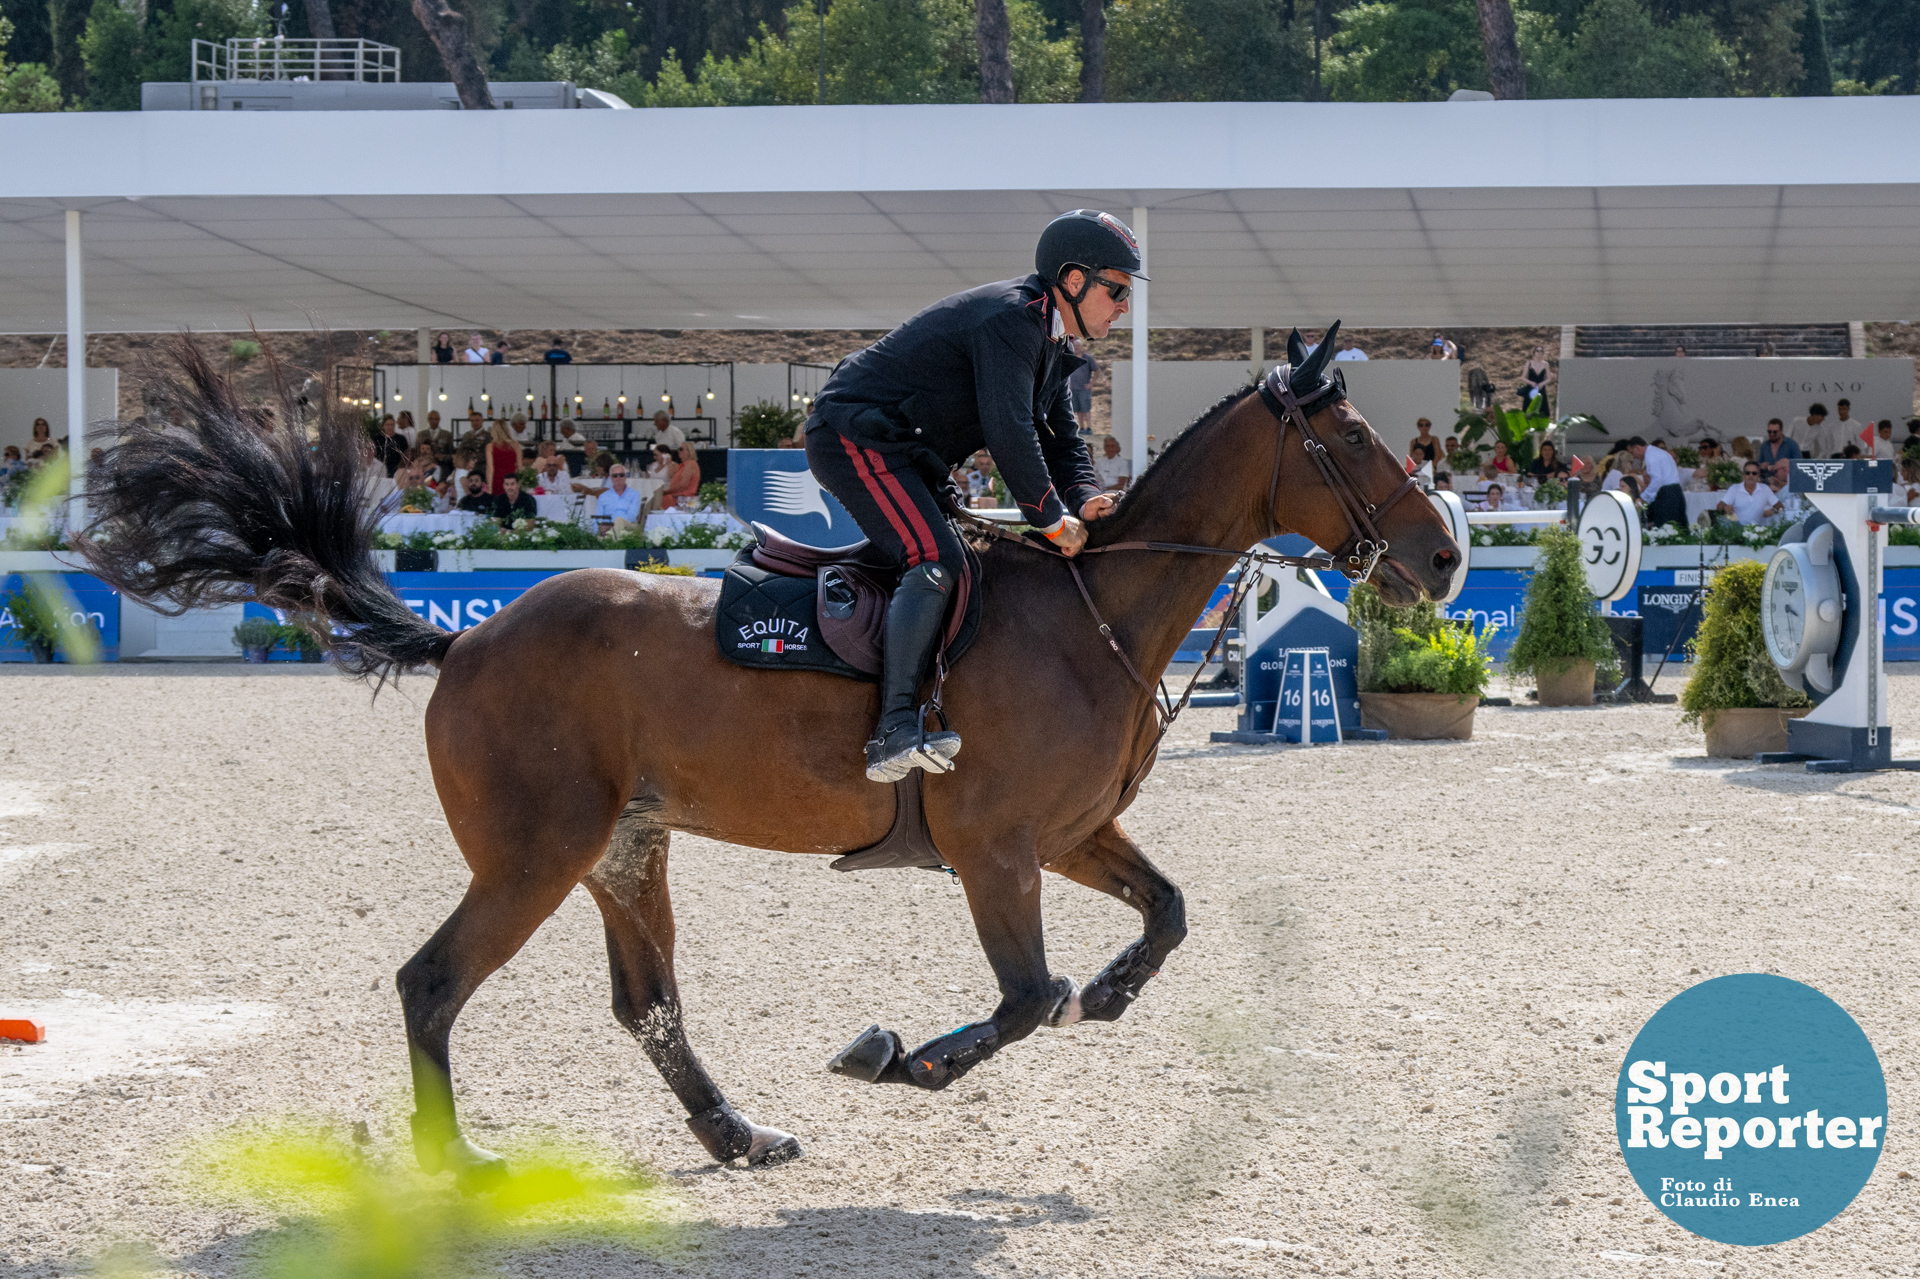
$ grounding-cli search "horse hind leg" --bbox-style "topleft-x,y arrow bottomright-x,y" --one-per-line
582,806 -> 801,1168
1043,818 -> 1187,1024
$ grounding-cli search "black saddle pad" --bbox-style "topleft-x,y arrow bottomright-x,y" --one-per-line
716,542 -> 982,681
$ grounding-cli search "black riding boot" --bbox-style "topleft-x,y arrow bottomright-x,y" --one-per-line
865,562 -> 962,783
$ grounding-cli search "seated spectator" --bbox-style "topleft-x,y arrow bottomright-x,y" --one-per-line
1896,460 -> 1920,507
1841,443 -> 1862,459
533,439 -> 563,473
463,332 -> 490,364
1905,418 -> 1920,460
455,471 -> 492,514
372,415 -> 408,477
1432,470 -> 1453,492
1619,474 -> 1644,503
492,474 -> 536,526
489,338 -> 509,366
1332,336 -> 1367,361
595,463 -> 644,525
1442,434 -> 1459,459
1767,464 -> 1803,520
0,445 -> 21,480
1729,436 -> 1756,462
1717,462 -> 1781,524
554,420 -> 585,453
508,412 -> 531,446
1407,418 -> 1439,468
1427,333 -> 1458,360
1600,452 -> 1643,493
30,417 -> 52,451
1091,435 -> 1130,490
1489,439 -> 1514,473
533,453 -> 572,496
1696,438 -> 1722,464
543,337 -> 572,364
1525,441 -> 1570,481
1673,344 -> 1689,357
662,443 -> 702,509
1478,483 -> 1511,512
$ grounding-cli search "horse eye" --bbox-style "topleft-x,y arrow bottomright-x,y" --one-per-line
1346,429 -> 1365,448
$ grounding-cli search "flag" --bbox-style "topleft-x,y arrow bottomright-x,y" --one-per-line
760,638 -> 786,653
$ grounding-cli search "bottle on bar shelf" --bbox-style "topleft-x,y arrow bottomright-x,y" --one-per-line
467,396 -> 475,414
539,397 -> 548,420
602,397 -> 612,418
574,399 -> 583,418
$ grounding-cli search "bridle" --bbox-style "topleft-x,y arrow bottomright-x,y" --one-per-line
952,365 -> 1428,801
1255,363 -> 1421,582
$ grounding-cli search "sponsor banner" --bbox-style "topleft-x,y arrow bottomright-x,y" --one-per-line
0,572 -> 118,663
1558,357 -> 1913,452
388,571 -> 557,632
728,448 -> 853,546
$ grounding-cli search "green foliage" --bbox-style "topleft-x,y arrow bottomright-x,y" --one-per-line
733,400 -> 805,449
0,14 -> 63,110
3,577 -> 66,648
1705,459 -> 1743,490
1470,522 -> 1540,547
1106,0 -> 1311,101
1504,525 -> 1622,682
1522,0 -> 1735,97
371,517 -> 749,552
228,338 -> 261,363
232,616 -> 280,653
1674,446 -> 1701,467
696,479 -> 727,509
1679,559 -> 1811,725
401,486 -> 435,511
1533,479 -> 1567,507
78,0 -> 138,109
276,618 -> 322,655
1327,0 -> 1488,100
1346,579 -> 1493,697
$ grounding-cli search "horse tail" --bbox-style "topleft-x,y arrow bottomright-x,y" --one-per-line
74,334 -> 453,686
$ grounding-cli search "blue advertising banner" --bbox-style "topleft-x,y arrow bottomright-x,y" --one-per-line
728,448 -> 854,547
0,572 -> 118,663
387,572 -> 561,632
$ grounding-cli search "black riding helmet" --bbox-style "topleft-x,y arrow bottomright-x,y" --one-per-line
1036,210 -> 1148,338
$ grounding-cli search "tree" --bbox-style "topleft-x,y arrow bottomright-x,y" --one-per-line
976,0 -> 1013,99
1795,0 -> 1831,93
0,13 -> 64,110
412,0 -> 496,107
1326,0 -> 1488,100
1107,0 -> 1311,100
1474,0 -> 1525,95
1079,0 -> 1102,99
1523,0 -> 1733,96
80,0 -> 142,109
48,0 -> 88,101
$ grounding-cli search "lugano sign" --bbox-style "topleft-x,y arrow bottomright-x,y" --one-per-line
1558,358 -> 1914,453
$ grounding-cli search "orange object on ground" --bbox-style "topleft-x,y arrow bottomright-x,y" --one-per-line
0,1018 -> 47,1043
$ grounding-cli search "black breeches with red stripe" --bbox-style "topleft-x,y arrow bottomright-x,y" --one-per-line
806,432 -> 965,572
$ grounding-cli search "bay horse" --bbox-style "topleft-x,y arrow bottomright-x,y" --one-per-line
77,328 -> 1458,1184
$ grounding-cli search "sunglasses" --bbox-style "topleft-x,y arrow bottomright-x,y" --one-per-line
1077,275 -> 1131,305
610,471 -> 629,477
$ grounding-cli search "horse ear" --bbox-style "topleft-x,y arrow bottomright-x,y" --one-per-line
1293,320 -> 1340,389
1286,329 -> 1308,366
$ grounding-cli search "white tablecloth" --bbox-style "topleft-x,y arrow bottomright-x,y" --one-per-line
644,511 -> 745,537
1685,490 -> 1731,524
533,494 -> 576,523
379,511 -> 485,537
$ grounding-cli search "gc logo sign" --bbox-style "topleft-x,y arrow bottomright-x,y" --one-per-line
1578,489 -> 1642,601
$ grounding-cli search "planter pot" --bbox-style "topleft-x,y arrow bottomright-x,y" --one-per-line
28,641 -> 53,664
242,645 -> 271,664
1703,707 -> 1812,759
1359,692 -> 1477,740
1535,659 -> 1596,707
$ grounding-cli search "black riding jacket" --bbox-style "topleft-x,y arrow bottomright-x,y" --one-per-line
808,275 -> 1101,530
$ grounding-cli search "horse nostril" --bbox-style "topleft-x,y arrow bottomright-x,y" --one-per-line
1432,547 -> 1458,575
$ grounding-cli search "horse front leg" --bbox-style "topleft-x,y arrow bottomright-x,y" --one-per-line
1042,818 -> 1187,1023
828,842 -> 1068,1090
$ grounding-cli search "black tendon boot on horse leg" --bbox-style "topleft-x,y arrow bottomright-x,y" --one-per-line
829,845 -> 1067,1088
865,561 -> 962,783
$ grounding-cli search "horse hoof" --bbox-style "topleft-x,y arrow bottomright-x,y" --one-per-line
828,1023 -> 903,1083
747,1125 -> 804,1168
444,1136 -> 509,1192
1046,974 -> 1083,1028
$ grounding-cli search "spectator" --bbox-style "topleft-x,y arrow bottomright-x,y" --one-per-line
554,420 -> 584,454
1427,333 -> 1458,360
1717,461 -> 1780,524
1478,482 -> 1510,512
372,415 -> 408,477
595,463 -> 644,526
1628,435 -> 1686,528
507,412 -> 532,446
1841,443 -> 1862,460
1489,439 -> 1514,473
662,443 -> 702,509
0,445 -> 21,481
463,332 -> 490,364
534,452 -> 572,496
426,408 -> 442,440
1895,460 -> 1920,506
1518,344 -> 1553,409
645,409 -> 686,452
395,409 -> 417,446
1697,438 -> 1723,463
543,337 -> 572,364
1332,335 -> 1368,362
578,438 -> 606,476
492,474 -> 536,526
1792,403 -> 1835,458
1442,434 -> 1459,460
1526,441 -> 1570,481
432,333 -> 456,364
1068,352 -> 1095,431
448,447 -> 477,492
1407,418 -> 1439,468
1091,436 -> 1130,491
1432,470 -> 1453,491
489,338 -> 510,366
30,417 -> 52,450
1684,439 -> 1723,491
1905,418 -> 1920,460
1767,463 -> 1803,520
463,409 -> 486,448
1729,436 -> 1756,463
1756,419 -> 1801,468
1870,419 -> 1896,460
454,471 -> 492,514
1834,398 -> 1855,440
484,421 -> 519,495
1673,344 -> 1689,357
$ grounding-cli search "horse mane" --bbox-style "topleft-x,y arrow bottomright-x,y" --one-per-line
1084,382 -> 1260,548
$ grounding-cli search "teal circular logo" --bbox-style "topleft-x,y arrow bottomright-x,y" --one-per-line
1615,974 -> 1887,1245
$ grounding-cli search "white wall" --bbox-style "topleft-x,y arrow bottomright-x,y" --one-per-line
1557,356 -> 1916,451
1108,358 -> 1460,463
0,368 -> 120,453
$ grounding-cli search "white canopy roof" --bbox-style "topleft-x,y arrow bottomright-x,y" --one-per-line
1,95 -> 1917,333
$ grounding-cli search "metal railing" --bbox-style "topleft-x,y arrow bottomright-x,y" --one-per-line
192,37 -> 401,83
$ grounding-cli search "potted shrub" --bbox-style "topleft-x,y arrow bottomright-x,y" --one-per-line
277,618 -> 325,663
233,616 -> 280,664
3,578 -> 65,663
1505,525 -> 1621,706
1681,559 -> 1812,756
733,401 -> 805,449
1348,583 -> 1494,739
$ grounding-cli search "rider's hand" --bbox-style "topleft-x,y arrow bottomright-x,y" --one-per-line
1050,516 -> 1089,557
1080,494 -> 1116,522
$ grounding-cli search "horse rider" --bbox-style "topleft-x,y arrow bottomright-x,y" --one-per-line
806,210 -> 1145,783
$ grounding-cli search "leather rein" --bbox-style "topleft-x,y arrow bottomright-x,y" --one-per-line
959,364 -> 1421,798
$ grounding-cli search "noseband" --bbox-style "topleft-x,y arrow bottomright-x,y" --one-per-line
1256,365 -> 1420,582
